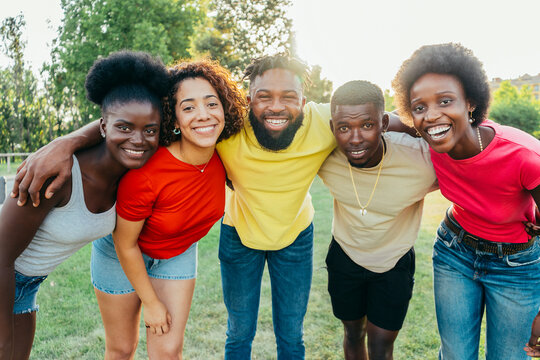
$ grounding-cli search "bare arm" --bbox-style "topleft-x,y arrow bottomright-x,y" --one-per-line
386,110 -> 418,137
0,181 -> 62,357
113,216 -> 172,336
11,120 -> 102,207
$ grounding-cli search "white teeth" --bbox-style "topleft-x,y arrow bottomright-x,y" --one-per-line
194,125 -> 215,133
265,119 -> 287,125
427,125 -> 450,135
350,150 -> 366,155
124,149 -> 144,155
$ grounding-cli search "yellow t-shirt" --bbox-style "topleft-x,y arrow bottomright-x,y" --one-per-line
318,132 -> 437,272
216,102 -> 335,250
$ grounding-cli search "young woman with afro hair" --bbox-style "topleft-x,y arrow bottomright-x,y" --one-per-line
393,43 -> 540,360
0,50 -> 168,360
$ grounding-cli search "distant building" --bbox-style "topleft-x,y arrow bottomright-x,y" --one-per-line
490,73 -> 540,100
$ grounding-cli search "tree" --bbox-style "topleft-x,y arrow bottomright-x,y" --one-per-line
489,81 -> 540,136
51,0 -> 203,127
384,89 -> 396,112
0,15 -> 49,152
304,65 -> 332,103
193,0 -> 293,77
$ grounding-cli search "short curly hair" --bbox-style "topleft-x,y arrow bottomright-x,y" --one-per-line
161,59 -> 247,146
331,80 -> 385,116
392,43 -> 491,126
243,53 -> 311,90
85,50 -> 169,114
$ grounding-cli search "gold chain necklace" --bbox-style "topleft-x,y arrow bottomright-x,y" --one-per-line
348,140 -> 385,216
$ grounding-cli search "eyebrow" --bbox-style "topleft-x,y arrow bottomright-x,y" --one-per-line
113,119 -> 159,127
255,89 -> 298,95
179,94 -> 218,105
411,90 -> 456,103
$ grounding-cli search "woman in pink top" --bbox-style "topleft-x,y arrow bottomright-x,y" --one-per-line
392,43 -> 540,360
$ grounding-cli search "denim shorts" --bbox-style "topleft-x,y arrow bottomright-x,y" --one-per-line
91,234 -> 198,295
14,271 -> 48,314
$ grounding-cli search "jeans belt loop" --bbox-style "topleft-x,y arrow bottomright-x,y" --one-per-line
497,243 -> 503,258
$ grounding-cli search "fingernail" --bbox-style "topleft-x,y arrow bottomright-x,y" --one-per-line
33,202 -> 39,207
17,200 -> 23,206
10,192 -> 16,198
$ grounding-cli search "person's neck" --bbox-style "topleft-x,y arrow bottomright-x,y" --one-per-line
171,140 -> 215,165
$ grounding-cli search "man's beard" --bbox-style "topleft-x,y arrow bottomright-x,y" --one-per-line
248,109 -> 304,151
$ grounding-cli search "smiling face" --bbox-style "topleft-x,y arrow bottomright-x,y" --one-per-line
409,73 -> 475,156
102,101 -> 161,169
174,77 -> 225,150
248,68 -> 306,150
330,103 -> 388,168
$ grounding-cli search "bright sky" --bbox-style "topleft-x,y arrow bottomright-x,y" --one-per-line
2,0 -> 540,92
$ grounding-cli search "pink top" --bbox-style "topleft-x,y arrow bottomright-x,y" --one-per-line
430,120 -> 540,243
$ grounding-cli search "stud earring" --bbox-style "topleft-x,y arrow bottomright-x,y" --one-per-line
100,129 -> 106,138
173,128 -> 181,135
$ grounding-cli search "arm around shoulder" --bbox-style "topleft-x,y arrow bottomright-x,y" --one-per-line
11,120 -> 102,207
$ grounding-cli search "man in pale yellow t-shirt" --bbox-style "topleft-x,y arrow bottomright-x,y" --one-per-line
318,80 -> 437,360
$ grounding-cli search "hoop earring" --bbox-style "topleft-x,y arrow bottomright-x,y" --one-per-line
173,128 -> 181,135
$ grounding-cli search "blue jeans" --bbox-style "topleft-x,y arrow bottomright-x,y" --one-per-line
433,218 -> 540,360
219,222 -> 314,360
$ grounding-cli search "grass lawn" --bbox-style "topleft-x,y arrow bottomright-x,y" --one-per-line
30,176 -> 456,359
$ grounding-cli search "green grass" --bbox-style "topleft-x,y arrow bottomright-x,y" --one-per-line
0,159 -> 23,176
30,176 -> 456,359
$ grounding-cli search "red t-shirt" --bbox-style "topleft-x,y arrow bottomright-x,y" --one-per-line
116,146 -> 226,259
431,120 -> 540,243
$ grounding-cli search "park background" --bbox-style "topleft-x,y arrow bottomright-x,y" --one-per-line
0,0 -> 539,358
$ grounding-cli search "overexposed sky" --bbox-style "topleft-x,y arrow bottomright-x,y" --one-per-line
2,0 -> 539,92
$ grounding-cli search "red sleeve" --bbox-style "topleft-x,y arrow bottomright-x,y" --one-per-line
116,169 -> 156,221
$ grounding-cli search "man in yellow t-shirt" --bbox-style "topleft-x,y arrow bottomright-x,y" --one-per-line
216,54 -> 335,359
318,80 -> 437,359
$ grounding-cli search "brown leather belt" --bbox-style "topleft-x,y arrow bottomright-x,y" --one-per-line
443,212 -> 535,256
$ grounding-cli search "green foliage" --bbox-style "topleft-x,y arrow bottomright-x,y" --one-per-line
51,0 -> 203,127
384,89 -> 396,112
193,0 -> 293,77
489,81 -> 540,136
0,15 -> 52,152
304,65 -> 333,103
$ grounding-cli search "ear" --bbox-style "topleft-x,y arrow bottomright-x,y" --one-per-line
247,95 -> 252,105
301,96 -> 306,108
381,113 -> 390,132
467,100 -> 476,113
329,118 -> 334,133
99,117 -> 106,138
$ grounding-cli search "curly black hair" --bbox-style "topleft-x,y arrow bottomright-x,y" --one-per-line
161,59 -> 247,146
243,53 -> 311,90
392,43 -> 491,126
85,50 -> 169,114
331,80 -> 385,116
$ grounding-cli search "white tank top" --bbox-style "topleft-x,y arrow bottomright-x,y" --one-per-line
15,156 -> 116,276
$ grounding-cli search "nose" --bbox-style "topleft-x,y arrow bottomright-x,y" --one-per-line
350,128 -> 363,145
269,97 -> 286,113
424,107 -> 441,122
197,106 -> 211,121
130,130 -> 144,145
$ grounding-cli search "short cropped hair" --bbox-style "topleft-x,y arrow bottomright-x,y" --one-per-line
85,50 -> 169,114
161,58 -> 247,146
331,80 -> 385,116
243,53 -> 311,90
392,43 -> 491,126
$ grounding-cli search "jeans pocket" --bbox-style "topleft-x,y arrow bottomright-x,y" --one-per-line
435,223 -> 457,248
505,238 -> 540,267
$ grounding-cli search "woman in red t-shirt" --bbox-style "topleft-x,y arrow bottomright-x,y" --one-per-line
90,59 -> 246,359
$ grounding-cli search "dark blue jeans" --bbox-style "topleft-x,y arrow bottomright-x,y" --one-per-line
219,222 -> 314,360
